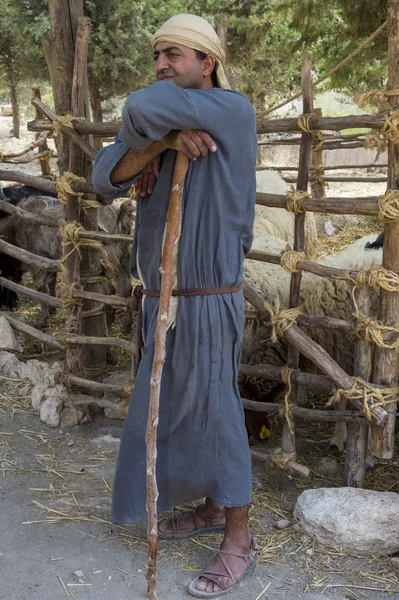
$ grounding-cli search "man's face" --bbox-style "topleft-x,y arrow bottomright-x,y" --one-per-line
153,42 -> 206,89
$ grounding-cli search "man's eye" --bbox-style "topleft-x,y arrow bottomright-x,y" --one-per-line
169,53 -> 179,57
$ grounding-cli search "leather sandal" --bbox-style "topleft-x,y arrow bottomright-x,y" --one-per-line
187,534 -> 259,598
158,506 -> 226,540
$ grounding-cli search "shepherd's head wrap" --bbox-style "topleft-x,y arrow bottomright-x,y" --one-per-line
151,14 -> 230,89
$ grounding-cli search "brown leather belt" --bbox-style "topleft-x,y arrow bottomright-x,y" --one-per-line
131,284 -> 242,375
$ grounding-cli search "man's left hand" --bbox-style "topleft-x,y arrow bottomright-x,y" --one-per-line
134,157 -> 161,197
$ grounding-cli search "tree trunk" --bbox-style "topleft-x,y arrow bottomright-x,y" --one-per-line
7,69 -> 19,139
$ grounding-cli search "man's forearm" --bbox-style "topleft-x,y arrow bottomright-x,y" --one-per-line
110,138 -> 168,184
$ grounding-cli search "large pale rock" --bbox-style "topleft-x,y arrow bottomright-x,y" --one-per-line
0,316 -> 22,352
0,351 -> 60,386
294,487 -> 399,556
40,395 -> 63,427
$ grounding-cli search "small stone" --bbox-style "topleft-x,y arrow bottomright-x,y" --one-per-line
306,548 -> 314,556
59,430 -> 64,435
293,523 -> 301,532
67,440 -> 75,447
73,570 -> 84,579
275,519 -> 290,530
391,557 -> 399,567
137,569 -> 142,573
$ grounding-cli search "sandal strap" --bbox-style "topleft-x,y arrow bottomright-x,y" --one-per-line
191,507 -> 223,529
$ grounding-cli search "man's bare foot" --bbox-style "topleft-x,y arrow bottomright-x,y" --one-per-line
194,531 -> 258,595
158,498 -> 225,537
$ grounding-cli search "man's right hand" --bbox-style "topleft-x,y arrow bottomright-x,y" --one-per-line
165,129 -> 217,161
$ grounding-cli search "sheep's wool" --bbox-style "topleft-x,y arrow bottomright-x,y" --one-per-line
152,14 -> 230,89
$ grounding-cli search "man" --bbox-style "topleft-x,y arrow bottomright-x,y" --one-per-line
93,14 -> 258,597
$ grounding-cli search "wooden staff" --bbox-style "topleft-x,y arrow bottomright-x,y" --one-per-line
146,152 -> 189,599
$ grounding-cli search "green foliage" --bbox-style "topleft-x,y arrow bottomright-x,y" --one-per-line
0,0 -> 391,113
274,0 -> 387,96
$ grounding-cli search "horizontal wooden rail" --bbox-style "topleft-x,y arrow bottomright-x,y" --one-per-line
283,176 -> 386,184
255,191 -> 379,215
27,113 -> 386,138
79,230 -> 133,245
244,309 -> 353,334
66,373 -> 130,393
0,238 -> 59,271
0,169 -> 110,204
0,276 -> 60,307
65,335 -> 133,352
247,249 -> 362,281
72,288 -> 130,308
257,164 -> 388,172
242,398 -> 367,424
240,363 -> 334,389
257,114 -> 385,134
3,314 -> 64,350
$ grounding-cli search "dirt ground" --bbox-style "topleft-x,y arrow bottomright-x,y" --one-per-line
1,116 -> 399,600
1,384 -> 399,600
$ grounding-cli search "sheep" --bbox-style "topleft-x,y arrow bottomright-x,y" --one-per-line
0,196 -> 134,329
0,184 -> 57,311
255,170 -> 318,256
242,234 -> 384,453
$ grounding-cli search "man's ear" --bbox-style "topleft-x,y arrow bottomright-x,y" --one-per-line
202,54 -> 216,77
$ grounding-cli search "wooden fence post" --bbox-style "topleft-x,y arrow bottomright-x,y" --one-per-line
279,51 -> 313,472
70,16 -> 108,381
343,287 -> 372,487
370,1 -> 399,459
310,107 -> 326,198
32,88 -> 52,178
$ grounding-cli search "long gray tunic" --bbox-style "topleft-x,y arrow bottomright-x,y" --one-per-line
93,81 -> 257,524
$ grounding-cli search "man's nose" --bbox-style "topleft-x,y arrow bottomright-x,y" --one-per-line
155,54 -> 170,74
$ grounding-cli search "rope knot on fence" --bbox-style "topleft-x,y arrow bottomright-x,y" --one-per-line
327,377 -> 399,422
354,267 -> 399,292
352,312 -> 399,349
378,189 -> 399,222
264,298 -> 301,343
286,190 -> 309,213
358,89 -> 399,113
297,113 -> 325,152
56,172 -> 86,205
280,251 -> 306,273
53,114 -> 85,137
309,164 -> 327,188
383,110 -> 399,143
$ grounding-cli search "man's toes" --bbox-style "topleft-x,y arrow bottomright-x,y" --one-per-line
196,577 -> 207,591
196,577 -> 222,593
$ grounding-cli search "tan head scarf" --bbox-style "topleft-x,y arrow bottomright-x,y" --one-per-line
151,14 -> 230,89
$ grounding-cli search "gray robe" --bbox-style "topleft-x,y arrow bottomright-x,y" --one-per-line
93,81 -> 257,524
